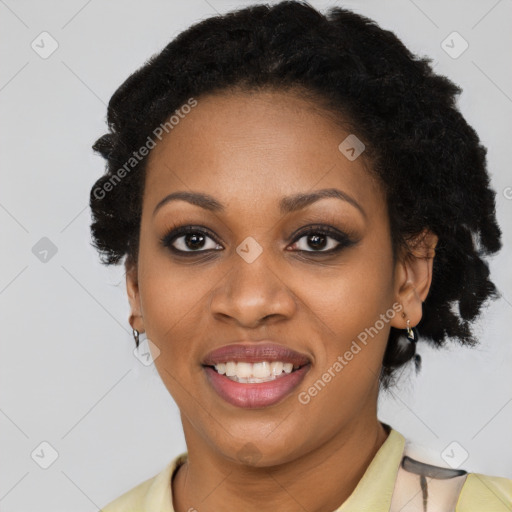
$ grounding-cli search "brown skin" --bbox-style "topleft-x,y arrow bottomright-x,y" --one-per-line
126,89 -> 437,512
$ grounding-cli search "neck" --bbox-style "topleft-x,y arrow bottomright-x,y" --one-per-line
172,416 -> 389,512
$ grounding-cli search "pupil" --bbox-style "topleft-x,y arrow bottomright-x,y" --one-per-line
186,233 -> 204,250
309,234 -> 326,250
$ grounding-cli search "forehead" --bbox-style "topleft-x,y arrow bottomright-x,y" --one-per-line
143,89 -> 384,217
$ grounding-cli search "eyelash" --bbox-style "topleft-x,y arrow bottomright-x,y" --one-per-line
160,223 -> 357,257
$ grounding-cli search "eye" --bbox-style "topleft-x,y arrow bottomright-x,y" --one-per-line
288,225 -> 355,254
160,225 -> 223,254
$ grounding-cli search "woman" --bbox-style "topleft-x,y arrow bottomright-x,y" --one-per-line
90,2 -> 511,510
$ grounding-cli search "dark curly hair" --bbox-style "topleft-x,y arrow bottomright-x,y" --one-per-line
89,0 -> 502,387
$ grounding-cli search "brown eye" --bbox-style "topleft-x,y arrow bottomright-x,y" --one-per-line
161,226 -> 223,254
289,225 -> 356,254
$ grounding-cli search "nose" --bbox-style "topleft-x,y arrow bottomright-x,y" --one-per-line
209,247 -> 297,328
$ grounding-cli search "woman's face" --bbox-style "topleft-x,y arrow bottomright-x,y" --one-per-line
128,89 -> 411,466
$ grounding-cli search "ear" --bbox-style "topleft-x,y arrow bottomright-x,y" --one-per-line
390,229 -> 438,329
125,258 -> 145,333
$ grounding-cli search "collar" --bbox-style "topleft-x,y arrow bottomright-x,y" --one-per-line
336,428 -> 405,511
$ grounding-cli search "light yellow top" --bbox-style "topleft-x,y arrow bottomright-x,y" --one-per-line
100,429 -> 512,511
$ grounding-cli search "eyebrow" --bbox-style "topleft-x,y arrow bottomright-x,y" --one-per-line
152,188 -> 366,218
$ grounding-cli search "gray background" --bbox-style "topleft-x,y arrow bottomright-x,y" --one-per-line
1,0 -> 511,510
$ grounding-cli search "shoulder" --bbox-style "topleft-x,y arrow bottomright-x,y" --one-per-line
456,472 -> 512,511
100,453 -> 187,512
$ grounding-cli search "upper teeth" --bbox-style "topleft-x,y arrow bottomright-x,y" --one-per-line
214,361 -> 297,382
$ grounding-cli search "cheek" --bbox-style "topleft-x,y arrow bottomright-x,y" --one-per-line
298,235 -> 395,389
138,260 -> 208,407
303,239 -> 395,340
136,240 -> 211,369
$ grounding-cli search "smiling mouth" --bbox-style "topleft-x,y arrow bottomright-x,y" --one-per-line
202,342 -> 312,408
206,361 -> 306,383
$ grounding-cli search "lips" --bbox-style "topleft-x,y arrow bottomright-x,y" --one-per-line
203,342 -> 311,367
202,342 -> 311,409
